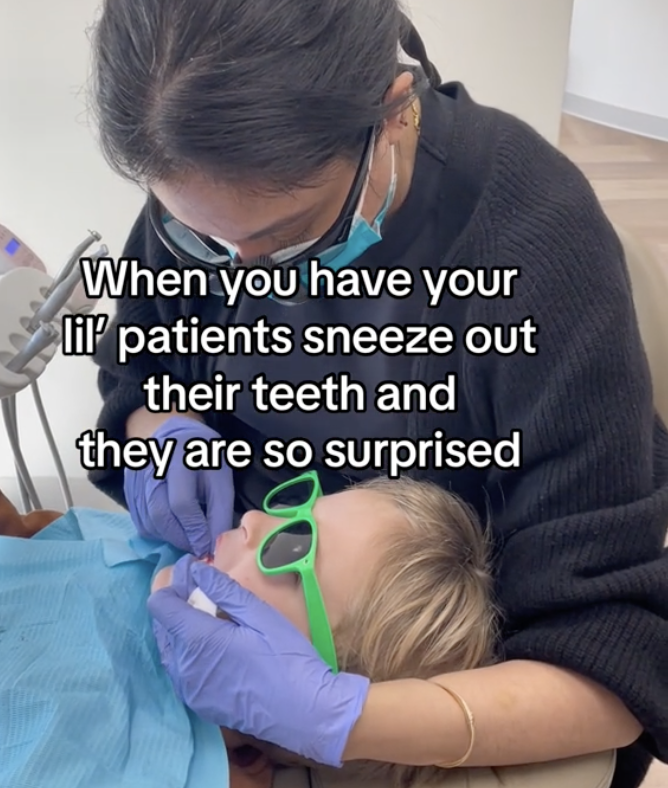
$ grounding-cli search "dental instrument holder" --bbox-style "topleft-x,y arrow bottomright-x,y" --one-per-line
0,249 -> 107,397
0,225 -> 108,511
45,230 -> 101,296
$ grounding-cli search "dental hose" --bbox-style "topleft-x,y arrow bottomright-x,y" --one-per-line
2,385 -> 75,512
2,396 -> 43,511
4,323 -> 65,512
6,397 -> 32,512
30,381 -> 73,509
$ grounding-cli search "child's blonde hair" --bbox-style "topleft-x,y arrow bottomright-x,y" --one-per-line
330,475 -> 497,786
266,475 -> 497,787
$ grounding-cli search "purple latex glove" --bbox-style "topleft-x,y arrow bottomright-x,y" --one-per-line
124,416 -> 233,557
148,556 -> 371,767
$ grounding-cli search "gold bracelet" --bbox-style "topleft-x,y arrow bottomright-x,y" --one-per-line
428,680 -> 476,769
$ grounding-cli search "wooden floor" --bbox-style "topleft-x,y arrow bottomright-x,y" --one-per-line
558,115 -> 668,275
560,115 -> 668,788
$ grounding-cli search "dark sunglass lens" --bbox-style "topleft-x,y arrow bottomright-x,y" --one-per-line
261,521 -> 312,569
265,479 -> 314,511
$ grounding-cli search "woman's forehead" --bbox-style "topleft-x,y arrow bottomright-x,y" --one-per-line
152,162 -> 349,237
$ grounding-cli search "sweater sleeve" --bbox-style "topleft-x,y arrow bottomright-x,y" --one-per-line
89,204 -> 180,505
464,152 -> 668,762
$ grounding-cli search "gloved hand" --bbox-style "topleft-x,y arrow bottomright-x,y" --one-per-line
148,555 -> 371,767
124,416 -> 234,557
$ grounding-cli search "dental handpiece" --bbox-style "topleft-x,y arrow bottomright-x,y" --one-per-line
7,323 -> 59,373
45,230 -> 102,296
28,244 -> 109,331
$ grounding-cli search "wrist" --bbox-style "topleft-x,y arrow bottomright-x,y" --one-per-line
126,407 -> 203,440
151,413 -> 205,438
342,679 -> 419,763
342,678 -> 473,767
316,671 -> 370,768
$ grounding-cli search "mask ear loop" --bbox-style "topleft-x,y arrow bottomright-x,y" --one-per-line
358,140 -> 396,234
355,139 -> 377,215
356,128 -> 398,211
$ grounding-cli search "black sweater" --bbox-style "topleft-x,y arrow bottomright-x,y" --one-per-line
90,83 -> 668,788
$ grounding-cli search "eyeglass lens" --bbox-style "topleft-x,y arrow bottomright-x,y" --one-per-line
162,213 -> 233,263
260,521 -> 313,569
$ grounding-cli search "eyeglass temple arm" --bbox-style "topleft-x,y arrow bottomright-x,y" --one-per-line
300,571 -> 339,674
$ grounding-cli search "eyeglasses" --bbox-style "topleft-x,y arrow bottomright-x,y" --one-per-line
256,470 -> 338,673
148,127 -> 377,272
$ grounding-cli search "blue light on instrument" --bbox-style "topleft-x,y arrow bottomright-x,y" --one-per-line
4,238 -> 20,256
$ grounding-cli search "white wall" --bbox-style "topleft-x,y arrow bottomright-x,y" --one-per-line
406,0 -> 575,145
0,0 -> 574,496
0,1 -> 145,503
565,0 -> 668,139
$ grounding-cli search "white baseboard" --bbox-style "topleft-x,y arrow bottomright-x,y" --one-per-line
563,92 -> 668,143
0,475 -> 124,513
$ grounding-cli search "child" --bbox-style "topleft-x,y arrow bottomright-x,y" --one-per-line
153,474 -> 497,787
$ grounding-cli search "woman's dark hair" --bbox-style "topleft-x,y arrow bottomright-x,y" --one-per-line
89,0 -> 441,192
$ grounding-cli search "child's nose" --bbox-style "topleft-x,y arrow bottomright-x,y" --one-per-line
239,509 -> 283,549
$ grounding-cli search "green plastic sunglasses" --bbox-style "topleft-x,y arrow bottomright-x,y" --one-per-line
256,470 -> 339,674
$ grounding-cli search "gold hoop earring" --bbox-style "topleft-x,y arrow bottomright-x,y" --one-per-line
411,102 -> 421,133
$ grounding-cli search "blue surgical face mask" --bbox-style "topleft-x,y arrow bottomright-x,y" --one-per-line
271,144 -> 397,275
